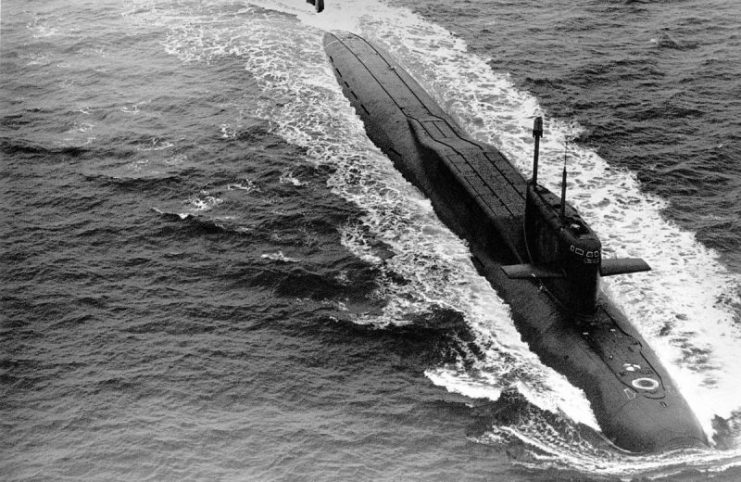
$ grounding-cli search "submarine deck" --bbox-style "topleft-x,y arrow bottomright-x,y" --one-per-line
327,33 -> 527,226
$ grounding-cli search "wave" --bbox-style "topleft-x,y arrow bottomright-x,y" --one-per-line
151,206 -> 246,236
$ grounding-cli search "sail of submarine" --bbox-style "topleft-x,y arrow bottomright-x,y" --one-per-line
323,32 -> 708,452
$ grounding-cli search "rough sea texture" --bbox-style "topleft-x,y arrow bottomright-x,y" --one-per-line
2,0 -> 740,480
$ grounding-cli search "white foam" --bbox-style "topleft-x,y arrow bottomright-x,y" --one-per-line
279,171 -> 305,187
477,426 -> 741,478
185,190 -> 223,212
227,179 -> 258,192
261,251 -> 299,263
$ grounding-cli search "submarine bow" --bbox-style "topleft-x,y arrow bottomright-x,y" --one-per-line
323,31 -> 707,453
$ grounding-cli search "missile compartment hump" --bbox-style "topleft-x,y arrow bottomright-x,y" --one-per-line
325,32 -> 527,258
323,31 -> 708,453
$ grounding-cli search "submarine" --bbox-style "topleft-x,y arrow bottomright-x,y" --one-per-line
323,32 -> 708,452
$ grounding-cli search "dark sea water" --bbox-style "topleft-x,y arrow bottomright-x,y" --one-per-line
2,0 -> 741,480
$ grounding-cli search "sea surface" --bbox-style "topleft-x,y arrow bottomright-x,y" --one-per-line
2,0 -> 741,480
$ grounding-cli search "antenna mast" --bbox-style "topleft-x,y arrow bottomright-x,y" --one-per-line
532,117 -> 543,184
560,141 -> 568,219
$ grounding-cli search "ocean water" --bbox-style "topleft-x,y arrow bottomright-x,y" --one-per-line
2,0 -> 741,480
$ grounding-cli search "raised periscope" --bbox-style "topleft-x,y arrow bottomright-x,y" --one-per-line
323,31 -> 708,452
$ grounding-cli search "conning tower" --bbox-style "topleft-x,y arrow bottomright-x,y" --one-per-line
505,117 -> 650,314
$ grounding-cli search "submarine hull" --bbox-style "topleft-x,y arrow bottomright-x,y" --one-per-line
323,32 -> 707,452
